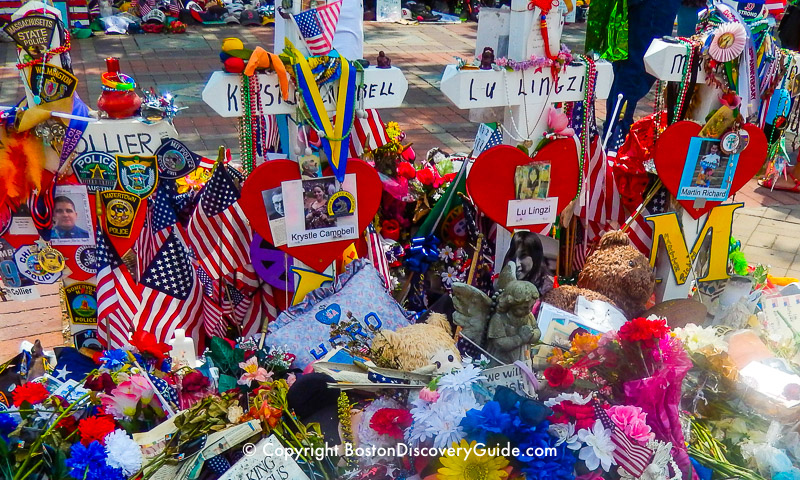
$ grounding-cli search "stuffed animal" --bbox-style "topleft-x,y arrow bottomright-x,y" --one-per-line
542,230 -> 655,318
371,313 -> 461,372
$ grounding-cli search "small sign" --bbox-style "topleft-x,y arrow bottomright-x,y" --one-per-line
65,282 -> 97,325
73,151 -> 118,192
155,139 -> 199,179
283,174 -> 359,248
3,14 -> 57,58
5,285 -> 40,301
100,190 -> 142,238
117,155 -> 158,198
472,123 -> 496,155
219,435 -> 311,480
28,63 -> 78,103
506,197 -> 558,227
480,363 -> 536,398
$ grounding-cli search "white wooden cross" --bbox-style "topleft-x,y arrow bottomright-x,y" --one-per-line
439,0 -> 614,147
202,0 -> 409,161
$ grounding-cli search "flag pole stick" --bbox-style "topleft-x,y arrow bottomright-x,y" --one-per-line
601,94 -> 625,152
621,179 -> 663,232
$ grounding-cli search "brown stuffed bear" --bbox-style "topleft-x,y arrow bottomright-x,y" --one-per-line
371,313 -> 461,372
542,230 -> 655,318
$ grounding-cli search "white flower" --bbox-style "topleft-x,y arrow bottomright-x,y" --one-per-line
544,392 -> 594,407
674,323 -> 728,353
577,420 -> 616,472
440,267 -> 458,288
105,429 -> 143,476
438,364 -> 484,393
227,405 -> 243,423
439,245 -> 454,261
426,407 -> 466,449
549,423 -> 581,450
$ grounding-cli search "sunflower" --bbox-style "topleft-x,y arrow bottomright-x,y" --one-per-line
438,439 -> 509,480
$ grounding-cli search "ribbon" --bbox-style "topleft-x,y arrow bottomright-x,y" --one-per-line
289,41 -> 356,182
58,93 -> 89,170
405,235 -> 439,273
28,179 -> 55,241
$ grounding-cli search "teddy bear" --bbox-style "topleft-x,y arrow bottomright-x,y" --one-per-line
371,313 -> 461,373
542,230 -> 656,319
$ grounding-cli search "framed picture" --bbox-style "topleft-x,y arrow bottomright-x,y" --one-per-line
262,186 -> 287,246
515,162 -> 551,200
677,137 -> 739,201
283,174 -> 359,247
50,185 -> 95,246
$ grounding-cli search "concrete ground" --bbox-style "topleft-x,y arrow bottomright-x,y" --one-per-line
1,20 -> 799,358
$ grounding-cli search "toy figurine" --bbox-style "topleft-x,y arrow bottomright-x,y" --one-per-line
479,47 -> 495,70
376,51 -> 391,69
452,261 -> 540,364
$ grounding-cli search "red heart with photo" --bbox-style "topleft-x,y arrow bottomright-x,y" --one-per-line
466,141 -> 580,231
654,121 -> 767,219
240,159 -> 382,272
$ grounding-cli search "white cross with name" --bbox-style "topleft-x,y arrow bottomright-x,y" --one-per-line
439,0 -> 614,147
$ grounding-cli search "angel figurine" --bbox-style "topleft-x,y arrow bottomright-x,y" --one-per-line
452,261 -> 540,364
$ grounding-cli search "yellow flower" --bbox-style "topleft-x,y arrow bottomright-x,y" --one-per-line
438,439 -> 509,480
176,167 -> 213,193
570,332 -> 600,355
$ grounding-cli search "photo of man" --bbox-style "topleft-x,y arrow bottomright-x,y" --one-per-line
50,185 -> 94,246
677,138 -> 738,202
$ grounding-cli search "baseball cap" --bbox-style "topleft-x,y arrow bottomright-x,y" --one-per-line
239,8 -> 260,25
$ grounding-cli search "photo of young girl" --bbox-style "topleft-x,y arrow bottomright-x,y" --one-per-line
515,163 -> 551,200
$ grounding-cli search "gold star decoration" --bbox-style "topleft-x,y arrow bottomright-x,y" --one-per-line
88,164 -> 106,179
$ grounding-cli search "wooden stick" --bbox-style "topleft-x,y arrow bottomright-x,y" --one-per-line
621,179 -> 664,232
466,234 -> 483,285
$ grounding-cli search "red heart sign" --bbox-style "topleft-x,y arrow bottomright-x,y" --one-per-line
240,159 -> 382,272
654,121 -> 767,219
466,140 -> 579,230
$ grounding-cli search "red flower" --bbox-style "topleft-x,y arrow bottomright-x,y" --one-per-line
369,408 -> 412,439
84,372 -> 116,395
442,173 -> 457,184
78,415 -> 117,445
396,162 -> 416,180
56,415 -> 79,435
548,401 -> 596,431
130,330 -> 172,362
618,317 -> 670,345
182,372 -> 211,394
12,382 -> 50,407
544,365 -> 574,388
381,219 -> 401,241
416,167 -> 434,186
719,91 -> 741,109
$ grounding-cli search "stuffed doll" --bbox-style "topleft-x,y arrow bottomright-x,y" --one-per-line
371,313 -> 461,373
542,230 -> 655,319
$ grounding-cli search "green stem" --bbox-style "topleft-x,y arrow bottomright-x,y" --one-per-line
16,460 -> 44,480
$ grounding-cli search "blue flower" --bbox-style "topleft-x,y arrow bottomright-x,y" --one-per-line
0,412 -> 19,441
520,442 -> 577,480
460,401 -> 512,442
66,441 -> 109,480
99,350 -> 129,370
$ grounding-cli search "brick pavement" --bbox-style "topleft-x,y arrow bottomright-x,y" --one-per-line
1,21 -> 800,358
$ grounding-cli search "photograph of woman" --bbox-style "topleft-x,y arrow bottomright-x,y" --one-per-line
501,231 -> 556,295
304,179 -> 337,230
515,164 -> 551,200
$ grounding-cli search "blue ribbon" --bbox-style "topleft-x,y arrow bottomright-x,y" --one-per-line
405,235 -> 439,273
58,94 -> 89,169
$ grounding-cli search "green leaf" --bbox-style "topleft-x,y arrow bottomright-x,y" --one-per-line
218,374 -> 239,393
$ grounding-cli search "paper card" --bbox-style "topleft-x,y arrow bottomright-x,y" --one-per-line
219,435 -> 311,480
761,294 -> 800,343
8,204 -> 37,235
283,174 -> 359,247
5,285 -> 40,301
495,230 -> 558,295
575,296 -> 626,331
515,163 -> 551,200
739,361 -> 800,409
262,186 -> 287,247
506,198 -> 558,227
534,303 -> 605,360
676,137 -> 739,201
51,185 -> 95,246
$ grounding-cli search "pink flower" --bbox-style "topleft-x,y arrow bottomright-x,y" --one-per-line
418,387 -> 440,402
101,374 -> 156,418
238,357 -> 272,387
286,373 -> 297,388
607,405 -> 654,444
547,106 -> 575,137
575,472 -> 603,480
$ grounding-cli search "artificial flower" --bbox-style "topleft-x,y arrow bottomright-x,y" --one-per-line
0,412 -> 19,441
577,419 -> 615,472
439,245 -> 454,261
397,161 -> 416,179
618,317 -> 670,346
547,106 -> 575,136
101,375 -> 155,418
66,440 -> 125,480
427,404 -> 468,449
416,167 -> 434,186
370,408 -> 412,439
719,91 -> 741,110
544,365 -> 575,388
544,392 -> 594,407
438,364 -> 485,393
607,405 -> 654,443
12,382 -> 49,406
549,422 -> 581,450
130,329 -> 171,362
440,266 -> 458,288
438,439 -> 509,480
286,373 -> 297,388
104,429 -> 143,475
99,349 -> 129,370
673,323 -> 728,353
574,472 -> 603,480
380,219 -> 401,241
461,401 -> 513,443
418,387 -> 440,402
56,415 -> 79,436
227,404 -> 244,423
176,167 -> 212,193
237,357 -> 272,387
78,415 -> 117,445
85,372 -> 117,395
548,401 -> 596,431
570,332 -> 600,355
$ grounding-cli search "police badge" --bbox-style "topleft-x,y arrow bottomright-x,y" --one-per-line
155,138 -> 199,179
73,152 -> 118,192
3,15 -> 57,58
28,64 -> 78,103
100,190 -> 142,238
117,155 -> 158,198
65,283 -> 97,325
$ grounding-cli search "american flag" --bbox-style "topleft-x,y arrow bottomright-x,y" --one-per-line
625,185 -> 669,257
255,115 -> 281,164
168,0 -> 180,16
230,263 -> 278,339
186,165 -> 251,281
135,179 -> 180,273
349,109 -> 389,157
576,137 -> 625,243
474,124 -> 503,156
96,226 -> 142,349
766,0 -> 786,19
592,400 -> 654,476
366,224 -> 392,290
197,265 -> 227,339
137,0 -> 154,16
134,230 -> 203,343
292,1 -> 341,56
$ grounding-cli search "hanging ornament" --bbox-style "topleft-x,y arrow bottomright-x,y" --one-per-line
708,23 -> 747,63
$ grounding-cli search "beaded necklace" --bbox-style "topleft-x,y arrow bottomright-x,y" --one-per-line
574,54 -> 596,201
673,38 -> 697,123
238,74 -> 255,174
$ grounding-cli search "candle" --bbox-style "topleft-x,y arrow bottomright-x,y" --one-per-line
105,57 -> 120,73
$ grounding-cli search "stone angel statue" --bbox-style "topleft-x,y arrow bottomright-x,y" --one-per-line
452,261 -> 540,364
